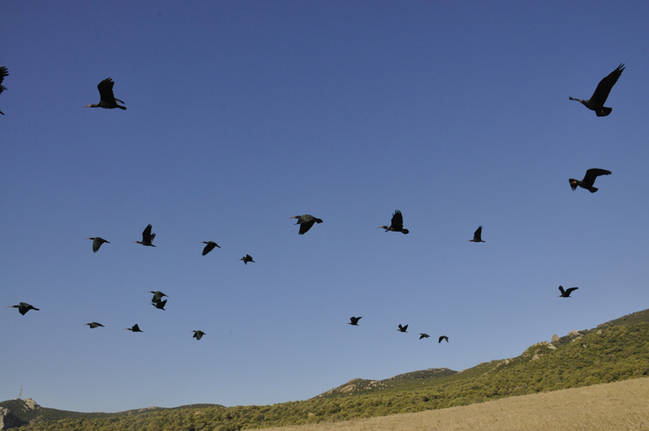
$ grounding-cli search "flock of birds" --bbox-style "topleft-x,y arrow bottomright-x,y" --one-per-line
2,62 -> 623,345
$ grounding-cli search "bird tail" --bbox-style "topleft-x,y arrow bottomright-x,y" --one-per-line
569,179 -> 578,190
315,218 -> 323,223
596,107 -> 612,117
117,105 -> 127,110
588,186 -> 599,193
402,229 -> 409,234
568,96 -> 578,101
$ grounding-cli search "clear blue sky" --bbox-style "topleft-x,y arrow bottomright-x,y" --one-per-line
2,0 -> 649,412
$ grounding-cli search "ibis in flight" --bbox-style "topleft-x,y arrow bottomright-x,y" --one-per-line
86,77 -> 126,110
569,64 -> 624,116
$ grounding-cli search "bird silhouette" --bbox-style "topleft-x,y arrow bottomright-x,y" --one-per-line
291,214 -> 323,235
397,324 -> 408,333
438,335 -> 449,343
419,333 -> 430,340
241,254 -> 255,264
469,226 -> 485,243
569,64 -> 624,116
86,78 -> 126,110
127,324 -> 143,332
9,302 -> 39,315
88,237 -> 110,253
558,285 -> 579,298
201,241 -> 221,255
149,291 -> 167,303
152,299 -> 167,310
193,330 -> 206,340
0,66 -> 9,115
348,316 -> 362,326
135,224 -> 156,247
569,169 -> 611,193
86,322 -> 104,329
380,210 -> 409,234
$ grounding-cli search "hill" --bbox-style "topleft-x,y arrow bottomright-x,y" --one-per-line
8,308 -> 649,431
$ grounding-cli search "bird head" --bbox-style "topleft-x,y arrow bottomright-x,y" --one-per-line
379,225 -> 389,231
569,179 -> 578,190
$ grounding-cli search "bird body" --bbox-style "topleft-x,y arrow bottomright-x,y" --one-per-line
419,333 -> 430,340
380,210 -> 409,234
397,323 -> 408,333
438,335 -> 449,343
149,291 -> 167,303
469,226 -> 485,243
193,330 -> 205,340
86,78 -> 126,110
136,224 -> 156,247
241,254 -> 255,264
201,241 -> 221,255
348,316 -> 362,326
86,322 -> 104,329
292,214 -> 323,235
10,302 -> 39,315
88,237 -> 110,252
0,66 -> 8,115
569,64 -> 624,116
569,169 -> 611,193
558,285 -> 579,298
127,324 -> 143,332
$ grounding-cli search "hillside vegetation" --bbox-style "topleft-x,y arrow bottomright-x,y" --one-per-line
11,309 -> 649,431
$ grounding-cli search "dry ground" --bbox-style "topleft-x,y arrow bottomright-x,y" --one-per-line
257,377 -> 649,431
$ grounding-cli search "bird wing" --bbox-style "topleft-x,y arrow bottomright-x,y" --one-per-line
589,64 -> 624,107
97,78 -> 117,103
565,287 -> 579,295
391,210 -> 404,230
473,226 -> 482,241
583,168 -> 611,186
142,224 -> 153,240
92,238 -> 102,252
558,285 -> 566,295
0,66 -> 8,93
299,220 -> 316,234
202,242 -> 216,255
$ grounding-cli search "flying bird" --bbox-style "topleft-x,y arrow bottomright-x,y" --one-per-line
558,285 -> 579,298
127,324 -> 143,332
291,214 -> 323,235
86,77 -> 126,110
135,224 -> 156,247
397,324 -> 408,333
569,169 -> 611,193
88,237 -> 110,253
201,241 -> 221,255
193,330 -> 206,340
241,254 -> 255,264
380,210 -> 409,234
469,226 -> 485,243
86,322 -> 104,329
149,291 -> 167,303
152,299 -> 167,310
0,66 -> 8,115
569,64 -> 624,116
348,316 -> 362,326
419,333 -> 430,340
438,335 -> 449,343
9,302 -> 39,315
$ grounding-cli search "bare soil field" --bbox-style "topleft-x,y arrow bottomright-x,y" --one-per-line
258,377 -> 649,431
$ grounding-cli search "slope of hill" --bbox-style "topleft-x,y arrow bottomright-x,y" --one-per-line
9,308 -> 649,431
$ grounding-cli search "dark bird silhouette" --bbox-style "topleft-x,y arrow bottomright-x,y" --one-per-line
558,285 -> 579,298
88,237 -> 110,253
86,322 -> 104,329
127,324 -> 143,332
291,214 -> 323,235
380,210 -> 409,234
241,254 -> 255,264
569,64 -> 624,117
419,333 -> 430,340
397,323 -> 408,333
201,241 -> 221,255
348,316 -> 362,326
135,224 -> 156,247
438,335 -> 449,343
149,291 -> 167,303
86,77 -> 126,110
0,66 -> 9,115
569,169 -> 611,193
152,299 -> 167,310
193,330 -> 206,340
9,302 -> 39,315
469,226 -> 485,243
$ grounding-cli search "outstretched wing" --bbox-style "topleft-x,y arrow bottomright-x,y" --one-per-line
583,168 -> 611,186
92,238 -> 102,252
0,66 -> 8,93
97,78 -> 117,104
565,287 -> 579,295
391,210 -> 404,230
299,220 -> 316,234
202,242 -> 216,255
438,335 -> 448,343
558,285 -> 566,295
473,226 -> 483,241
142,224 -> 153,241
589,64 -> 624,107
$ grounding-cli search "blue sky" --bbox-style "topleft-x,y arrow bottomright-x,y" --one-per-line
2,0 -> 649,412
